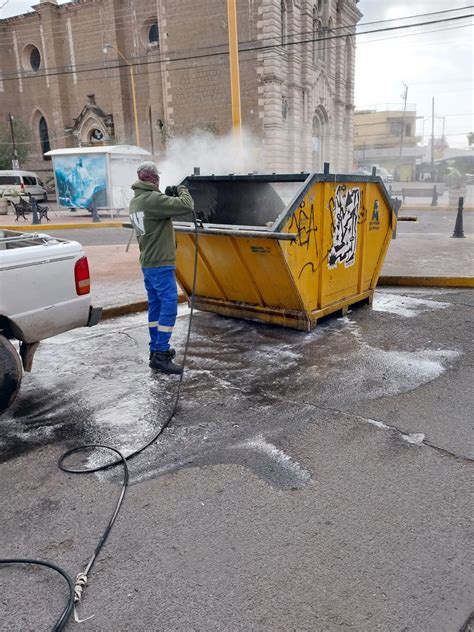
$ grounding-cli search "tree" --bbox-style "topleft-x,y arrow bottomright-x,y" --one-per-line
467,132 -> 474,147
0,117 -> 32,170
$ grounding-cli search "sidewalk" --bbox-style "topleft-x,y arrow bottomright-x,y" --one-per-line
381,233 -> 474,278
0,204 -> 124,229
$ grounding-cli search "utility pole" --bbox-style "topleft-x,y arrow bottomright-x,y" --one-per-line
8,113 -> 20,169
398,83 -> 408,169
227,0 -> 243,151
431,97 -> 435,172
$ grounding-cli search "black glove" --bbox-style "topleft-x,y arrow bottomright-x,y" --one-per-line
165,185 -> 179,197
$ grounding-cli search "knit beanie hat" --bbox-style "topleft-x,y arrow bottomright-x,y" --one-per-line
137,161 -> 160,185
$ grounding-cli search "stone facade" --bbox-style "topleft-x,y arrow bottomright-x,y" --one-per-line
0,0 -> 361,175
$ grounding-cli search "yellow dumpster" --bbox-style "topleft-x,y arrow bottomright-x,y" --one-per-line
174,170 -> 396,331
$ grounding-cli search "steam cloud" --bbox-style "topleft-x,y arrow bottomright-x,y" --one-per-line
156,129 -> 262,189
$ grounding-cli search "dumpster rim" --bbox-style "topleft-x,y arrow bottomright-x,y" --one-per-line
180,172 -> 395,233
182,173 -> 311,183
173,224 -> 298,241
123,221 -> 299,241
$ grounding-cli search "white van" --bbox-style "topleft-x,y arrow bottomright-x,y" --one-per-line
0,170 -> 48,201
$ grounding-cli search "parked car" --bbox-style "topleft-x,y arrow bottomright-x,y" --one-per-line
359,165 -> 394,184
0,229 -> 101,412
0,170 -> 48,201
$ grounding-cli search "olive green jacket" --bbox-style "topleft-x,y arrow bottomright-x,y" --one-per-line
129,181 -> 194,268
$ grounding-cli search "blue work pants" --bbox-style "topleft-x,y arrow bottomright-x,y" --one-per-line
143,266 -> 178,352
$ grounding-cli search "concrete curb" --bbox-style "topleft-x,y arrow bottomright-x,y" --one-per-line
101,294 -> 188,321
378,276 -> 474,288
0,222 -> 123,231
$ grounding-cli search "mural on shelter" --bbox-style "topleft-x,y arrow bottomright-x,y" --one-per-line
54,155 -> 107,208
328,185 -> 361,269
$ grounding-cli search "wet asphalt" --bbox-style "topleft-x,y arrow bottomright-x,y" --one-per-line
0,288 -> 473,631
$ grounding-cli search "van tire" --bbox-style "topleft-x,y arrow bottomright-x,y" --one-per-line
0,335 -> 22,413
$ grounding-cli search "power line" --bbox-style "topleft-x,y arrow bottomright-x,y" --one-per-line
0,10 -> 472,83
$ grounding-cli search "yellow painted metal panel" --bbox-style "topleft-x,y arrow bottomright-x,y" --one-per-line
176,233 -> 227,300
194,234 -> 263,305
230,237 -> 303,310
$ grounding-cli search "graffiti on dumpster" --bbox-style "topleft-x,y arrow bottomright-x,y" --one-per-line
289,198 -> 320,280
369,200 -> 381,231
289,200 -> 318,253
328,185 -> 361,269
297,261 -> 315,280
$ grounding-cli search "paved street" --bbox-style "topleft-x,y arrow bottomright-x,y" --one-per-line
1,287 -> 472,631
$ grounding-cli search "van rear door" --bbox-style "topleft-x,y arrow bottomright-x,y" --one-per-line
22,175 -> 44,199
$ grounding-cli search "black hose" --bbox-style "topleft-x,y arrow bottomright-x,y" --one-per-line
0,559 -> 74,632
0,210 -> 200,631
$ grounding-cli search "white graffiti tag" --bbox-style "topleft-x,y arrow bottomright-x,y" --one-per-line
328,185 -> 361,269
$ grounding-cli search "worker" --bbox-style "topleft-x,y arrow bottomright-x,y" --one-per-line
129,161 -> 194,374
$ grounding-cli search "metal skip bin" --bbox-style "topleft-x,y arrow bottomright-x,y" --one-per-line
174,170 -> 397,332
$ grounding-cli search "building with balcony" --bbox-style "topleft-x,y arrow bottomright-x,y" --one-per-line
353,106 -> 423,181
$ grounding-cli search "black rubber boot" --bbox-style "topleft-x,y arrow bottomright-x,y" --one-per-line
149,348 -> 175,361
149,351 -> 182,375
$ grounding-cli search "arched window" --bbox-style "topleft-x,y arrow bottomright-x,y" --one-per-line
39,116 -> 51,159
281,0 -> 288,46
141,18 -> 160,49
31,47 -> 41,72
312,107 -> 329,171
148,22 -> 159,45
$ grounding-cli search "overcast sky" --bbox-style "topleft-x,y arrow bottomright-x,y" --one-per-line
356,1 -> 473,148
1,0 -> 472,148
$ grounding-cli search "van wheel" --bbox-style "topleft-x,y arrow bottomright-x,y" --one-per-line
0,335 -> 22,413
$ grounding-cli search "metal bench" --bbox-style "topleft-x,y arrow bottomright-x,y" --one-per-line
8,196 -> 50,223
402,186 -> 441,206
401,188 -> 433,200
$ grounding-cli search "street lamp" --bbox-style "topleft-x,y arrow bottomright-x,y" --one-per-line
103,44 -> 141,146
